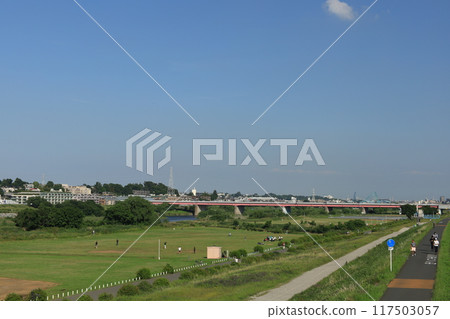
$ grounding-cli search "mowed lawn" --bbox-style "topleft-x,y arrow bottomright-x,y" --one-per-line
0,226 -> 296,295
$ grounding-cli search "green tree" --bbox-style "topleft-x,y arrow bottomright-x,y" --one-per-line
27,288 -> 47,301
12,178 -> 26,189
5,293 -> 22,301
1,178 -> 13,187
26,197 -> 51,208
92,182 -> 105,194
104,197 -> 159,225
211,190 -> 218,201
152,278 -> 170,289
136,268 -> 152,279
401,204 -> 416,220
46,181 -> 55,190
422,206 -> 438,216
254,245 -> 264,253
49,205 -> 83,228
117,284 -> 139,296
15,208 -> 49,231
162,264 -> 174,274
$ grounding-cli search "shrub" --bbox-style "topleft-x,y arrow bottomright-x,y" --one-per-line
191,268 -> 205,276
136,268 -> 152,279
162,263 -> 174,274
238,249 -> 247,257
5,293 -> 22,301
28,288 -> 47,301
98,293 -> 114,301
117,284 -> 139,296
203,267 -> 219,276
179,271 -> 195,281
229,248 -> 247,259
78,295 -> 93,301
152,278 -> 170,289
137,281 -> 153,293
253,245 -> 264,253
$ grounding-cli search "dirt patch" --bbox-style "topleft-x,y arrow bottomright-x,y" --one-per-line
89,250 -> 122,254
0,277 -> 57,300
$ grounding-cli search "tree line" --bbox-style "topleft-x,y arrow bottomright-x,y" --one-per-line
14,196 -> 165,231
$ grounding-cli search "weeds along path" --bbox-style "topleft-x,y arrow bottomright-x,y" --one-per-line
251,226 -> 412,301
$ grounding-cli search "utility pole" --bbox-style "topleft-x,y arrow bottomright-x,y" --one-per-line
158,239 -> 160,260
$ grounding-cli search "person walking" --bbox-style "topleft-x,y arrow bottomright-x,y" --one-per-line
164,242 -> 167,249
193,246 -> 196,254
95,241 -> 98,249
433,238 -> 440,254
178,246 -> 182,254
410,240 -> 416,256
116,239 -> 119,246
430,236 -> 435,250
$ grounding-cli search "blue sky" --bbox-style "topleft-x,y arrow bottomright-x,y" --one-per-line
1,0 -> 449,200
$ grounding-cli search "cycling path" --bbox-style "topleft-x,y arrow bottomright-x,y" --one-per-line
381,218 -> 448,301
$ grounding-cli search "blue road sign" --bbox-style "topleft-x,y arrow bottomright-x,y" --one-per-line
387,239 -> 395,247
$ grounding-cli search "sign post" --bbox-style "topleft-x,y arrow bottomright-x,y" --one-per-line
158,239 -> 161,260
387,239 -> 395,271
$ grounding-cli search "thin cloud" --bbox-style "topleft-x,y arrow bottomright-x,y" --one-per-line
325,0 -> 355,20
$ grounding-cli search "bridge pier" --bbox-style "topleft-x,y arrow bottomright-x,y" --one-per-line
360,207 -> 367,214
234,205 -> 244,216
194,205 -> 208,216
324,206 -> 330,213
415,205 -> 424,218
281,206 -> 291,214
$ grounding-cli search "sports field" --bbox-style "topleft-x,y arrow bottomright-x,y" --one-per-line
0,225 -> 295,297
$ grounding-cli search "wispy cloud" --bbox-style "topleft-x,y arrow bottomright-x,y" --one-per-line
325,0 -> 355,20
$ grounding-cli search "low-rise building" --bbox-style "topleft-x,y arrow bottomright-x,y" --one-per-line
8,192 -> 39,205
40,192 -> 74,205
62,184 -> 91,195
72,193 -> 102,204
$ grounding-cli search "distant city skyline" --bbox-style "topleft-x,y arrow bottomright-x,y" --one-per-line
1,1 -> 449,201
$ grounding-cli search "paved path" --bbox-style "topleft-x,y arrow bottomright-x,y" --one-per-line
252,226 -> 413,301
381,218 -> 448,301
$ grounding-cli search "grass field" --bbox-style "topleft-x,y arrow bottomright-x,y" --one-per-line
0,204 -> 28,214
0,224 -> 296,296
0,212 -> 416,300
116,220 -> 413,301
